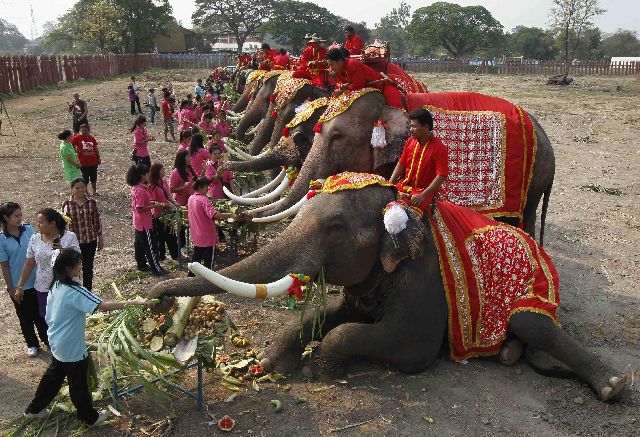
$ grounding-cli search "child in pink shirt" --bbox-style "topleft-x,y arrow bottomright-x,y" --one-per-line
126,164 -> 168,276
148,163 -> 179,262
169,151 -> 197,206
178,100 -> 197,131
131,115 -> 155,167
214,112 -> 231,138
187,178 -> 237,274
176,130 -> 192,153
189,133 -> 210,176
215,95 -> 231,115
207,130 -> 227,153
198,113 -> 215,136
205,144 -> 234,199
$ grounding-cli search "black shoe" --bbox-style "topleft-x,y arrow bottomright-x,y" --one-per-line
138,265 -> 151,272
153,269 -> 170,277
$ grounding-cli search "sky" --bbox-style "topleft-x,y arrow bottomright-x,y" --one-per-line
1,0 -> 638,40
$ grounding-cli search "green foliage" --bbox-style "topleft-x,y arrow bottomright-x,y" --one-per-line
601,29 -> 640,57
548,0 -> 605,65
374,2 -> 413,56
0,18 -> 28,53
192,0 -> 276,54
407,2 -> 504,58
508,26 -> 558,60
115,0 -> 173,54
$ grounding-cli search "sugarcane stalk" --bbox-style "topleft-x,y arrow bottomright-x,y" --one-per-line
164,296 -> 201,347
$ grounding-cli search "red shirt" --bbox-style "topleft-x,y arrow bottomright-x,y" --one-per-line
397,136 -> 449,208
71,134 -> 99,167
344,34 -> 365,55
336,58 -> 384,92
273,53 -> 290,69
161,99 -> 174,120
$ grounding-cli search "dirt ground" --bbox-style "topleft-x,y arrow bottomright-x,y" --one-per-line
0,70 -> 639,436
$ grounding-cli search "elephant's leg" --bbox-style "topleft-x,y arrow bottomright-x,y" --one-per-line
260,299 -> 355,374
303,319 -> 443,379
509,312 -> 626,401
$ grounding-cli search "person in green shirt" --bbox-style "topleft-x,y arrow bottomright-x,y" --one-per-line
58,130 -> 82,183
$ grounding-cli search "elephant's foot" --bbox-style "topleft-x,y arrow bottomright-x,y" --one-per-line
300,348 -> 347,380
498,338 -> 523,366
259,342 -> 303,375
593,373 -> 626,401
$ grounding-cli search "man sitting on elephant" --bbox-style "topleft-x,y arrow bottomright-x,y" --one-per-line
389,109 -> 448,212
326,48 -> 404,109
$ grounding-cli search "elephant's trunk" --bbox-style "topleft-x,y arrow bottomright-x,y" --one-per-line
235,107 -> 263,143
248,113 -> 276,155
232,92 -> 249,113
229,151 -> 287,173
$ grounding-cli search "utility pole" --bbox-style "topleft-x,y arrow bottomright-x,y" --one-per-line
30,5 -> 38,40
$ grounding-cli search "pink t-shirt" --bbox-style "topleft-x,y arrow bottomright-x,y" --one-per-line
169,168 -> 195,206
205,162 -> 234,199
207,139 -> 227,153
132,127 -> 149,158
176,142 -> 190,153
148,179 -> 174,218
214,121 -> 231,138
179,108 -> 197,131
215,101 -> 231,115
199,120 -> 215,136
191,148 -> 210,176
187,192 -> 218,247
131,183 -> 153,231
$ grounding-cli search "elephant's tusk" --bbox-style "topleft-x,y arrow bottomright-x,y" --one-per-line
245,195 -> 288,215
240,169 -> 286,198
224,175 -> 289,205
251,194 -> 309,223
247,119 -> 264,136
226,142 -> 270,161
188,262 -> 294,299
226,146 -> 251,161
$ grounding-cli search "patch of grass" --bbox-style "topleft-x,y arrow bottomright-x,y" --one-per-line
579,184 -> 625,196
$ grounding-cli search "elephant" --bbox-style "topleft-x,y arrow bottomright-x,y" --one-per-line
235,72 -> 282,144
229,97 -> 328,174
231,72 -> 253,114
149,177 -> 626,402
261,91 -> 555,244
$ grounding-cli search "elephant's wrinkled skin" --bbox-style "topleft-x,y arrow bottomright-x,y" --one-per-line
235,74 -> 281,144
149,185 -> 625,401
265,92 -> 555,243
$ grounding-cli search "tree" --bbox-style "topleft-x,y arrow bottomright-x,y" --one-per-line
601,29 -> 640,57
549,0 -> 605,66
374,2 -> 413,56
0,18 -> 28,53
508,26 -> 558,60
407,2 -> 504,58
259,0 -> 342,53
193,0 -> 276,54
115,0 -> 173,54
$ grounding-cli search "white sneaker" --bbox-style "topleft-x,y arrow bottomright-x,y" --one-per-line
27,347 -> 39,357
91,409 -> 110,427
24,409 -> 50,419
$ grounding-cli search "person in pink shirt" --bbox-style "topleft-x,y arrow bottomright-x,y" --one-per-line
207,130 -> 227,153
214,111 -> 231,138
194,95 -> 203,121
169,151 -> 197,207
205,144 -> 234,199
148,163 -> 179,263
189,133 -> 210,177
178,100 -> 197,131
199,113 -> 215,136
187,178 -> 238,275
176,130 -> 192,154
131,115 -> 155,167
126,164 -> 168,276
215,95 -> 232,115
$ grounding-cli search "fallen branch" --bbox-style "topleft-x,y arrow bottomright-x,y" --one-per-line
328,419 -> 373,433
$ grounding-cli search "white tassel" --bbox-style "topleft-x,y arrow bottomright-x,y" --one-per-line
371,120 -> 387,149
295,102 -> 311,114
383,202 -> 408,235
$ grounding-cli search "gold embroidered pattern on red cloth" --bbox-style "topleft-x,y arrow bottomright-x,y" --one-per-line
321,172 -> 392,194
286,98 -> 329,129
428,201 -> 559,361
318,88 -> 380,124
273,74 -> 309,111
429,108 -> 506,209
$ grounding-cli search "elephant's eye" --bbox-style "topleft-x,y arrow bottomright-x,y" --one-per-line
326,217 -> 347,233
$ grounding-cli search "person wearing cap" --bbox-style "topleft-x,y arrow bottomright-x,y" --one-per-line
293,34 -> 329,88
344,25 -> 365,56
326,47 -> 403,109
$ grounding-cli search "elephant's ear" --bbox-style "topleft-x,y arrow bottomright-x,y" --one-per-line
373,106 -> 409,174
379,204 -> 429,273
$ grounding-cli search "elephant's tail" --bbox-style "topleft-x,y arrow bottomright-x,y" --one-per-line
539,179 -> 553,247
524,347 -> 574,379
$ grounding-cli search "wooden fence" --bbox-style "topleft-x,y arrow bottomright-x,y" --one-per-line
0,54 -> 157,95
399,59 -> 640,76
155,53 -> 236,70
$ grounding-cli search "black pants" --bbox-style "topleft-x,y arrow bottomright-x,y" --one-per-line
79,240 -> 98,291
130,97 -> 142,114
26,356 -> 98,425
152,217 -> 179,260
134,155 -> 151,168
134,228 -> 163,274
11,288 -> 48,348
188,246 -> 215,277
72,117 -> 88,134
80,166 -> 98,185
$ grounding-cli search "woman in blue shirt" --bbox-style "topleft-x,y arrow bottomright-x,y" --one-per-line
24,249 -> 152,426
0,202 -> 48,357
